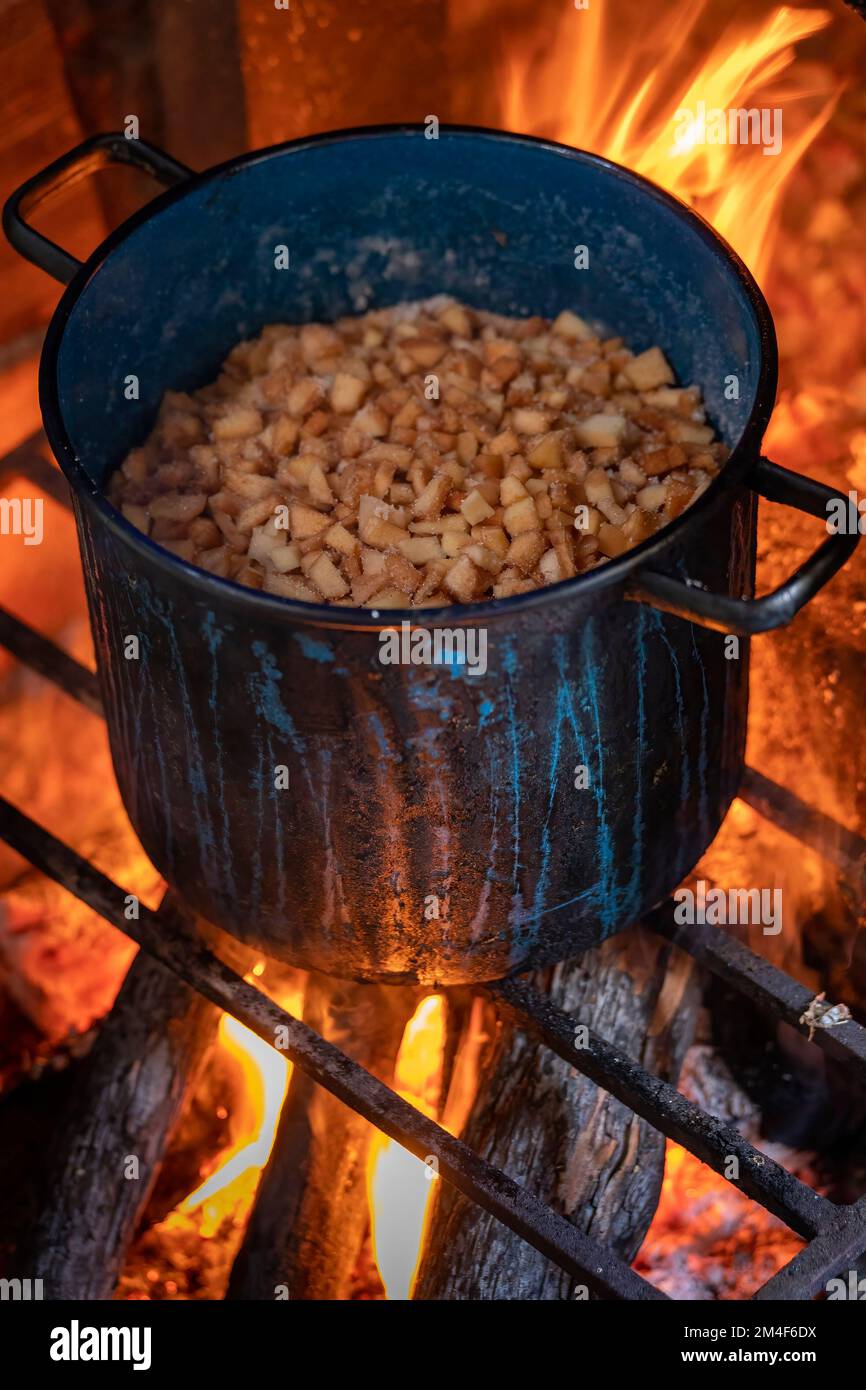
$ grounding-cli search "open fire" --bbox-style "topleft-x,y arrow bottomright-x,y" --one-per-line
1,0 -> 865,1307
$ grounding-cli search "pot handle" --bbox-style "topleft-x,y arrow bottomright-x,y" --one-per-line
626,456 -> 859,635
2,132 -> 192,285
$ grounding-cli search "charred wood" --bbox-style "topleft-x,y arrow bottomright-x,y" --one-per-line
228,973 -> 418,1300
415,929 -> 699,1300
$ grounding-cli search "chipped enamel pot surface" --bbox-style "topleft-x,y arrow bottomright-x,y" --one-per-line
41,127 -> 774,984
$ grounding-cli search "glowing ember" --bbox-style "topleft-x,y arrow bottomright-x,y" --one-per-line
496,3 -> 838,278
636,1142 -> 808,1298
367,994 -> 447,1300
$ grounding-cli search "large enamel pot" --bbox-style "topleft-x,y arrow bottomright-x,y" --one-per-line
4,126 -> 857,984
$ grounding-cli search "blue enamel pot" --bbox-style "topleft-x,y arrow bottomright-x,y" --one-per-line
4,126 -> 857,984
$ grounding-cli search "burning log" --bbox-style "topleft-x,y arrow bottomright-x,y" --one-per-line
415,929 -> 699,1300
13,899 -> 220,1300
228,973 -> 419,1300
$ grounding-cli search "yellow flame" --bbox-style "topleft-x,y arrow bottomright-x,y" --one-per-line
171,979 -> 303,1239
495,2 -> 838,279
367,995 -> 447,1300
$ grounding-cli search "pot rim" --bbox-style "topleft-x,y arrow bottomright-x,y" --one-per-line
39,122 -> 778,631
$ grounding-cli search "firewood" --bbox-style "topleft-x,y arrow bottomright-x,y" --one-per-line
12,899 -> 220,1299
227,973 -> 419,1301
414,928 -> 699,1300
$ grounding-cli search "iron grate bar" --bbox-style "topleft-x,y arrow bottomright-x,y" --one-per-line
740,766 -> 866,890
0,606 -> 102,715
0,432 -> 72,511
753,1197 -> 866,1301
487,976 -> 833,1241
650,908 -> 866,1071
0,794 -> 664,1301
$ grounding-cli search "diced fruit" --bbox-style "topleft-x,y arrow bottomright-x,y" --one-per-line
527,432 -> 563,469
398,535 -> 444,564
413,471 -> 452,519
597,522 -> 629,557
308,552 -> 350,599
330,372 -> 369,414
503,496 -> 540,536
584,467 -> 614,504
552,309 -> 594,340
461,488 -> 496,525
264,572 -> 320,601
113,298 -> 722,608
324,521 -> 359,556
499,474 -> 529,506
270,542 -> 302,572
506,531 -> 546,574
573,413 -> 627,448
666,420 -> 715,445
212,406 -> 263,440
512,407 -> 551,434
538,549 -> 562,583
442,530 -> 472,557
636,482 -> 669,511
290,502 -> 331,540
623,347 -> 674,391
443,554 -> 481,603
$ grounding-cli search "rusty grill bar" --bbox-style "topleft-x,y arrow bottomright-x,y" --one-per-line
3,443 -> 866,1301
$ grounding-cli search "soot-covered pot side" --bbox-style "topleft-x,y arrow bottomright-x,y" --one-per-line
5,126 -> 857,984
74,475 -> 755,984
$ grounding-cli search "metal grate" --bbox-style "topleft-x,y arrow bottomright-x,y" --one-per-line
3,435 -> 866,1301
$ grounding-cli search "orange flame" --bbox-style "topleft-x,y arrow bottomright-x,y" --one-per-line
169,974 -> 303,1239
495,2 -> 838,279
367,994 -> 447,1300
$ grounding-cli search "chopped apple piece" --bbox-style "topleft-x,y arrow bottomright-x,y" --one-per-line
573,414 -> 627,448
442,530 -> 472,557
264,572 -> 321,601
307,463 -> 335,506
527,432 -> 563,469
443,553 -> 482,603
503,496 -> 540,536
635,482 -> 669,511
552,309 -> 594,340
500,474 -> 529,506
666,420 -> 715,445
290,502 -> 331,540
538,549 -> 562,584
330,372 -> 368,414
461,488 -> 496,525
512,407 -> 551,435
597,522 -> 629,557
307,552 -> 350,599
413,471 -> 452,519
324,521 -> 359,556
506,531 -> 546,574
270,542 -> 302,572
212,405 -> 263,440
623,347 -> 674,391
287,378 -> 323,418
399,535 -> 444,564
384,550 -> 423,594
